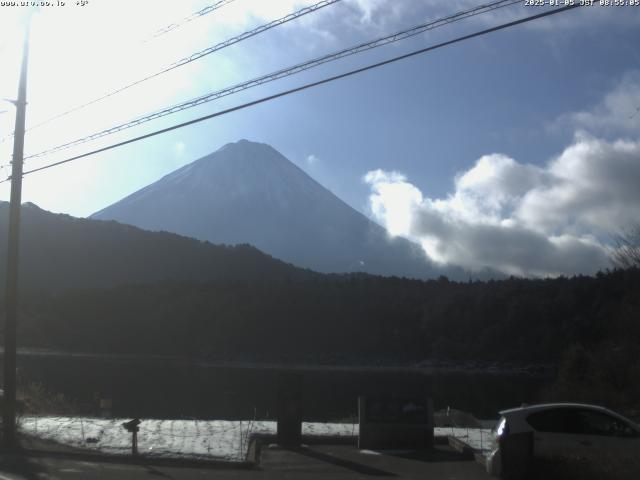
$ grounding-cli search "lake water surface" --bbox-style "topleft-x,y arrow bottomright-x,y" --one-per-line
6,352 -> 552,421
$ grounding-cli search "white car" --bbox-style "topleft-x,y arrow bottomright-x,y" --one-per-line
486,403 -> 640,477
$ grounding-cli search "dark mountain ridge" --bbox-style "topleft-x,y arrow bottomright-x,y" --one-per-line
0,202 -> 314,293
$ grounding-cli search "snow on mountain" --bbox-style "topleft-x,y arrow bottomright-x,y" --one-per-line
92,139 -> 441,278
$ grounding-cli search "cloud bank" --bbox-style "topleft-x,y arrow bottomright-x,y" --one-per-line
365,73 -> 640,277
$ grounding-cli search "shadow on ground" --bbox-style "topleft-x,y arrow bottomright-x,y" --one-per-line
288,447 -> 397,476
0,453 -> 49,480
381,446 -> 475,463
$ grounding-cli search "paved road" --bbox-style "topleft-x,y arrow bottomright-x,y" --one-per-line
0,444 -> 492,479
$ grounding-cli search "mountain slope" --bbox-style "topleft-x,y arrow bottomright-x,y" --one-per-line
92,139 -> 439,278
0,202 -> 312,293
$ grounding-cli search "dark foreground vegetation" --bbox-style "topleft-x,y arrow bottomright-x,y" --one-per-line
6,267 -> 639,414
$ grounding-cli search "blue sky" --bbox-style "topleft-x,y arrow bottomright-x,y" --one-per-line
0,0 -> 639,276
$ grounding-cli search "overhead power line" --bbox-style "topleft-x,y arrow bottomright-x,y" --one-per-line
147,0 -> 238,40
3,3 -> 581,183
25,0 -> 342,134
25,0 -> 519,161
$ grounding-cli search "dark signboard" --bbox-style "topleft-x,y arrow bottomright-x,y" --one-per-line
277,372 -> 303,447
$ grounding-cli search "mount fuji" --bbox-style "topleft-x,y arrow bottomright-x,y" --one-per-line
92,139 -> 445,279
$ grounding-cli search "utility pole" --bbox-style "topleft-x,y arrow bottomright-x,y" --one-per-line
3,17 -> 32,450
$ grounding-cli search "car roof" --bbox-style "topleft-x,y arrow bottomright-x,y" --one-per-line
498,403 -> 640,430
499,403 -> 610,416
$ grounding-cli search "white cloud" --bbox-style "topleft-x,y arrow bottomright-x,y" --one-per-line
306,154 -> 320,165
559,71 -> 640,135
516,134 -> 640,236
345,0 -> 395,27
364,69 -> 640,278
364,140 -> 622,277
364,170 -> 422,237
364,137 -> 640,277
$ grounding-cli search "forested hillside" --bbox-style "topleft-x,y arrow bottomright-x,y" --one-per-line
13,268 -> 639,365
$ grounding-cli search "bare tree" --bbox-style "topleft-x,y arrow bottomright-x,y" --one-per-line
611,225 -> 640,269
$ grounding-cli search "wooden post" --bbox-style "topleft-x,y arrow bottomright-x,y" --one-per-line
3,16 -> 31,450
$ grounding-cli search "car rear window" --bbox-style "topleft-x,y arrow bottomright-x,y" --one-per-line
526,409 -> 574,433
527,408 -> 638,437
575,410 -> 638,437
